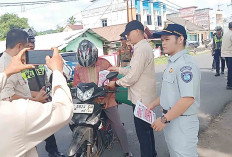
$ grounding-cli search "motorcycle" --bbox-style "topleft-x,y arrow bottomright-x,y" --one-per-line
67,72 -> 118,157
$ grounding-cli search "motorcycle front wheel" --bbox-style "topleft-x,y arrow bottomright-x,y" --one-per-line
75,137 -> 101,157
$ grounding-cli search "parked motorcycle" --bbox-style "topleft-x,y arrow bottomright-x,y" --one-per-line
67,72 -> 118,157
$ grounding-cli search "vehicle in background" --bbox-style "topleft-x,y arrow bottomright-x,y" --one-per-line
45,59 -> 72,84
60,52 -> 78,79
186,40 -> 200,48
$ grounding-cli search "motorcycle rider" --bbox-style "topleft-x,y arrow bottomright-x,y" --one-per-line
73,40 -> 133,157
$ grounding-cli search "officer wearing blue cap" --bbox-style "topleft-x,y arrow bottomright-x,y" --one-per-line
147,24 -> 200,157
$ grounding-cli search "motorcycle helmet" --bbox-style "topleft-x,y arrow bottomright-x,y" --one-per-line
77,40 -> 98,67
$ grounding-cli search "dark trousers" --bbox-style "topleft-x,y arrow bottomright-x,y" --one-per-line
133,105 -> 157,157
214,49 -> 225,74
225,57 -> 232,87
45,134 -> 58,153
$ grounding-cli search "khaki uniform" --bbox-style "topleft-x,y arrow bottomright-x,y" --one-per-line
0,52 -> 31,100
117,45 -> 132,67
0,70 -> 73,157
116,39 -> 156,105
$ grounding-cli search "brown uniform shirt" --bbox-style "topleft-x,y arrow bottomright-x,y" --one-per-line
0,52 -> 31,100
117,45 -> 132,67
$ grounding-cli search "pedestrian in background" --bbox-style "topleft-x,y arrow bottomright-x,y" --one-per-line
117,36 -> 133,67
107,20 -> 157,157
148,24 -> 201,157
212,26 -> 225,76
221,22 -> 232,89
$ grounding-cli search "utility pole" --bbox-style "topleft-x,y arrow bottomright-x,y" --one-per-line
208,12 -> 211,39
131,0 -> 133,21
127,0 -> 129,22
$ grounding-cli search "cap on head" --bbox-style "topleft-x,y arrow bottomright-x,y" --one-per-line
28,36 -> 35,43
229,22 -> 232,29
120,36 -> 127,40
121,20 -> 144,36
153,24 -> 187,40
215,26 -> 222,31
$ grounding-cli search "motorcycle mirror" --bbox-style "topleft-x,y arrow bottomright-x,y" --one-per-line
106,72 -> 118,81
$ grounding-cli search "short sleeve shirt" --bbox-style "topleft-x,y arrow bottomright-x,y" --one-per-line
160,49 -> 201,115
0,52 -> 31,100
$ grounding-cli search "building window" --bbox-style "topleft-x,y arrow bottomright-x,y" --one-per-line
136,14 -> 141,22
147,15 -> 152,25
102,19 -> 107,27
157,16 -> 162,26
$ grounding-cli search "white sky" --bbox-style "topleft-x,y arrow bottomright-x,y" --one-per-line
0,0 -> 231,31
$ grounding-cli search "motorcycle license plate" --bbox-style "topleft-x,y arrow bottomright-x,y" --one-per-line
73,104 -> 94,113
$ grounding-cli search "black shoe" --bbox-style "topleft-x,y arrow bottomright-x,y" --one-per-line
226,86 -> 232,90
215,73 -> 220,76
48,151 -> 65,157
124,152 -> 133,157
221,71 -> 224,74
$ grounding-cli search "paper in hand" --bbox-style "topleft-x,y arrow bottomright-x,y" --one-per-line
98,70 -> 110,87
134,101 -> 156,124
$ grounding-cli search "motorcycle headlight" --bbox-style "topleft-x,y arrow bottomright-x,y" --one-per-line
86,114 -> 100,125
76,87 -> 94,101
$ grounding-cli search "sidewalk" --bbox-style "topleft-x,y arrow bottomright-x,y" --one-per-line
198,102 -> 232,157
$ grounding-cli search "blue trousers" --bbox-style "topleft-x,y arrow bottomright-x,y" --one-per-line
45,134 -> 58,153
214,49 -> 225,74
225,57 -> 232,87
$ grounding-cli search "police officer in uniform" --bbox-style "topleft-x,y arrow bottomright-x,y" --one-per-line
117,36 -> 133,67
212,26 -> 225,76
147,24 -> 201,157
21,34 -> 65,157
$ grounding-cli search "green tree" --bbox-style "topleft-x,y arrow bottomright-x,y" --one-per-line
0,13 -> 29,40
67,16 -> 77,25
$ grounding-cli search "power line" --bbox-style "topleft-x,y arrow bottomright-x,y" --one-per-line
159,0 -> 182,9
0,0 -> 79,7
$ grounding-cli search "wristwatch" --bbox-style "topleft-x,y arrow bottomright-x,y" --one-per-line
161,115 -> 169,124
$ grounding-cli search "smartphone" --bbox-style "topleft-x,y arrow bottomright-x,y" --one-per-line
26,50 -> 53,64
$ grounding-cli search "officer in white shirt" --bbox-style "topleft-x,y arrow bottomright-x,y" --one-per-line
147,24 -> 201,157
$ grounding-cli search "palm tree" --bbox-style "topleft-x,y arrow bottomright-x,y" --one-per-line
67,16 -> 77,25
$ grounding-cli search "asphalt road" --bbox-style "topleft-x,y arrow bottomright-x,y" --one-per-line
37,52 -> 232,157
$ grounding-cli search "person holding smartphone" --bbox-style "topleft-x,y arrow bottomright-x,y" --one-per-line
0,46 -> 74,157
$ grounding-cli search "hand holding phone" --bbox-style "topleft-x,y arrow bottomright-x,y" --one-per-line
26,50 -> 53,65
45,47 -> 64,73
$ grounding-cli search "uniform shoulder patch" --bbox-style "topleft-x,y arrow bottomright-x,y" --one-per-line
181,71 -> 193,83
180,66 -> 192,72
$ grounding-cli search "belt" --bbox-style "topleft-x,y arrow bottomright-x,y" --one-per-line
163,109 -> 192,116
122,59 -> 130,62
